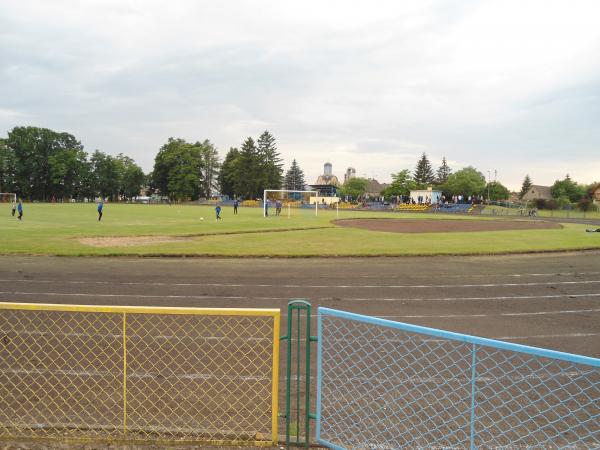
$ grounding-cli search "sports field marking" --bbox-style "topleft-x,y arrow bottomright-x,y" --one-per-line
496,333 -> 599,340
378,308 -> 600,319
0,291 -> 287,301
1,367 -> 271,381
2,291 -> 600,303
2,278 -> 600,289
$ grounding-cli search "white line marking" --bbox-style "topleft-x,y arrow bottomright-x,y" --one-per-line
1,368 -> 270,381
2,278 -> 600,289
378,308 -> 600,319
1,291 -> 600,302
0,291 -> 287,301
495,333 -> 600,340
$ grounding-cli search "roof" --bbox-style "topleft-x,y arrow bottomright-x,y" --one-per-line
314,174 -> 340,185
522,185 -> 552,200
365,178 -> 389,194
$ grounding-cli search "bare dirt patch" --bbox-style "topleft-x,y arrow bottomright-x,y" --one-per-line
78,236 -> 190,247
334,218 -> 562,233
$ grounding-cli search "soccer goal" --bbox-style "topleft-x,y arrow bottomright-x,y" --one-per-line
0,193 -> 16,204
263,189 -> 318,218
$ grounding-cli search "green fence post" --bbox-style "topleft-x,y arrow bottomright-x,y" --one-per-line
280,299 -> 317,449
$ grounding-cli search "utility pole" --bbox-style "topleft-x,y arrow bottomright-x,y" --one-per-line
487,170 -> 491,203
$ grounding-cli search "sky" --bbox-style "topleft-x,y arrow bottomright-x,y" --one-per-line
1,0 -> 599,190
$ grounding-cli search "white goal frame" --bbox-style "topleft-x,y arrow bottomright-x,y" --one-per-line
0,193 -> 17,204
263,189 -> 318,217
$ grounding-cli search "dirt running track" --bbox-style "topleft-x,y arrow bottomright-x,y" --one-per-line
334,217 -> 562,233
1,252 -> 599,449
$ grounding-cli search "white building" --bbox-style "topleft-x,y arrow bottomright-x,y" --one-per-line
409,187 -> 442,204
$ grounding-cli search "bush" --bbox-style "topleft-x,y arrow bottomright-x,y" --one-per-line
546,199 -> 557,210
578,197 -> 592,212
534,198 -> 547,209
556,196 -> 571,209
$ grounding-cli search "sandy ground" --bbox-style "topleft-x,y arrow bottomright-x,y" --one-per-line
334,217 -> 562,233
77,237 -> 190,247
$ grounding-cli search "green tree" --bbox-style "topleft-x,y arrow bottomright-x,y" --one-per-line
218,147 -> 241,198
382,169 -> 416,199
196,139 -> 220,198
152,138 -> 202,201
6,126 -> 83,200
0,139 -> 18,194
486,181 -> 510,201
435,157 -> 451,185
283,159 -> 306,191
338,177 -> 369,200
443,167 -> 486,197
48,148 -> 91,200
90,151 -> 121,200
237,137 -> 260,198
257,131 -> 283,192
115,154 -> 145,200
519,174 -> 533,199
551,175 -> 586,203
413,153 -> 435,187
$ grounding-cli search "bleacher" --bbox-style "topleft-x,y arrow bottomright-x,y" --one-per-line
436,203 -> 474,214
395,204 -> 431,212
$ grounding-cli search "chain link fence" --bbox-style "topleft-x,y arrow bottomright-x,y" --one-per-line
316,307 -> 600,449
0,303 -> 280,446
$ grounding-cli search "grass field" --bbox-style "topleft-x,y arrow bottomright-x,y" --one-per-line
483,204 -> 600,219
1,203 -> 599,256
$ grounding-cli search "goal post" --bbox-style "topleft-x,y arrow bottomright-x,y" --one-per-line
263,189 -> 318,217
0,193 -> 17,205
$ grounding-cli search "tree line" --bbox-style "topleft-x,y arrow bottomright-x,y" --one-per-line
2,126 -> 596,205
519,174 -> 597,210
0,126 -> 145,201
339,153 -> 510,202
0,126 -> 307,202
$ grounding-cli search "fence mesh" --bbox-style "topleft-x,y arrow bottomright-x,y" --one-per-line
317,308 -> 600,450
0,304 -> 279,445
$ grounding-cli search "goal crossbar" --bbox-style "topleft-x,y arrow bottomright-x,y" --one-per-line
0,193 -> 17,203
263,189 -> 318,217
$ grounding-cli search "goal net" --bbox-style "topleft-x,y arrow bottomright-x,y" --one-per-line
263,190 -> 318,218
0,193 -> 16,204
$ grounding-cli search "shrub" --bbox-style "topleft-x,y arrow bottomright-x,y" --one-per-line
546,199 -> 557,210
534,198 -> 547,209
556,196 -> 571,209
578,197 -> 592,212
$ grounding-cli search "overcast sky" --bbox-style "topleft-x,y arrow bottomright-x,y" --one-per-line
1,0 -> 599,190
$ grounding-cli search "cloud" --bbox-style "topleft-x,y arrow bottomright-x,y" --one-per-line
0,0 -> 599,190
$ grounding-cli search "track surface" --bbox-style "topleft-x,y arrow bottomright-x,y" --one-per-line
1,253 -> 599,449
0,253 -> 598,357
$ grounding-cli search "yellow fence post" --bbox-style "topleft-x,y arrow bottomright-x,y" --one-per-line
123,311 -> 127,437
271,311 -> 281,445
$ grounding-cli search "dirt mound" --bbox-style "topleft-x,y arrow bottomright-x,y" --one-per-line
334,218 -> 562,233
78,236 -> 190,247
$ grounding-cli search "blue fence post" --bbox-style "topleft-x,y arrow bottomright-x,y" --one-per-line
470,343 -> 478,450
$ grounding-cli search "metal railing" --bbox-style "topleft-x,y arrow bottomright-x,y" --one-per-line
0,302 -> 280,446
316,307 -> 600,449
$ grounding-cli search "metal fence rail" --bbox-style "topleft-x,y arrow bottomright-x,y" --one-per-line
0,302 -> 280,446
316,307 -> 600,449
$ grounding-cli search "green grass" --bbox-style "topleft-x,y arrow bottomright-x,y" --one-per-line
1,203 -> 599,256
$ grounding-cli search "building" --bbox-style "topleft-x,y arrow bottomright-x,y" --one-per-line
311,162 -> 340,197
409,187 -> 442,204
591,183 -> 600,205
344,167 -> 356,184
365,178 -> 390,201
521,185 -> 552,202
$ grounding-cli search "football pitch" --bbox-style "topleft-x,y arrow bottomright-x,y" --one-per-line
1,203 -> 599,256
